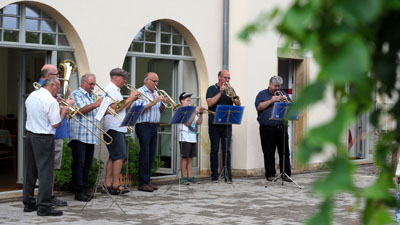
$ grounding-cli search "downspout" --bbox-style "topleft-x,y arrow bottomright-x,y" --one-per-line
223,0 -> 229,70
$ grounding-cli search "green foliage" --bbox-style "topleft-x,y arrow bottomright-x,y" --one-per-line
121,137 -> 165,184
54,139 -> 104,191
240,0 -> 400,224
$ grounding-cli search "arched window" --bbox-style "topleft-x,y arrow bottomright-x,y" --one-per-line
0,3 -> 70,46
124,21 -> 200,176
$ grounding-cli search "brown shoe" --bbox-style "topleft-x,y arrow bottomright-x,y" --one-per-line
138,184 -> 153,192
149,184 -> 158,190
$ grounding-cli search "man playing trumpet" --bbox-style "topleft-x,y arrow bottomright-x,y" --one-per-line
206,70 -> 241,183
254,75 -> 292,182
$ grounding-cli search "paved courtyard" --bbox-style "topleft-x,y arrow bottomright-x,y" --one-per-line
0,164 -> 379,225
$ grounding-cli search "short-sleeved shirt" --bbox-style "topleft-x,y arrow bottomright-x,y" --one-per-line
25,87 -> 61,135
254,88 -> 291,126
69,87 -> 99,144
134,85 -> 162,123
206,83 -> 234,125
178,115 -> 199,143
103,82 -> 127,133
38,78 -> 70,139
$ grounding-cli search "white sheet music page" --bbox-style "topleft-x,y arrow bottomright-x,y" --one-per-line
95,97 -> 113,121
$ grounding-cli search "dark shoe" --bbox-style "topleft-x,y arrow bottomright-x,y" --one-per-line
211,178 -> 219,183
84,190 -> 94,200
138,184 -> 154,192
51,196 -> 68,207
266,176 -> 275,181
101,186 -> 112,194
37,208 -> 63,216
23,204 -> 37,212
282,176 -> 293,182
75,192 -> 90,202
111,185 -> 129,195
149,184 -> 158,190
226,178 -> 233,184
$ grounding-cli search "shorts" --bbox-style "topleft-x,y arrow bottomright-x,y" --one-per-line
54,139 -> 64,169
104,129 -> 126,160
179,142 -> 197,158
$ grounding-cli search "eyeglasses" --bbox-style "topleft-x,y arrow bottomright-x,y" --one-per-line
150,79 -> 159,83
222,76 -> 231,80
84,80 -> 96,86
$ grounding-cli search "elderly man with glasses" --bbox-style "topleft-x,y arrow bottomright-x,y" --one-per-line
134,72 -> 165,192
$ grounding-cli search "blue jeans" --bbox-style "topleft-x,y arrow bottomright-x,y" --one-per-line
209,124 -> 232,180
68,140 -> 94,193
135,124 -> 158,187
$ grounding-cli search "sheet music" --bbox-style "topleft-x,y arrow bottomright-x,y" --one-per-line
95,97 -> 113,121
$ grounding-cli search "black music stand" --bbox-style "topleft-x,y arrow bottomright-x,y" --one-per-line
213,105 -> 244,184
164,106 -> 196,195
119,104 -> 144,197
267,102 -> 301,189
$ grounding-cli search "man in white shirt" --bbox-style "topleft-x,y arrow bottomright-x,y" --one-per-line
103,68 -> 138,195
23,78 -> 69,216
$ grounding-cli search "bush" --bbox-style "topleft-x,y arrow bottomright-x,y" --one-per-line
54,140 -> 104,191
122,137 -> 164,184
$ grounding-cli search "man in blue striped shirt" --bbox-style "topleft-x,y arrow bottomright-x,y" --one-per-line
134,72 -> 165,192
68,73 -> 103,201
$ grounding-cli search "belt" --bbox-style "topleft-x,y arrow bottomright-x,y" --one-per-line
137,122 -> 159,126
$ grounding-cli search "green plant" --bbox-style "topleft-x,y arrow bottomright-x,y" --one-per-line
239,1 -> 400,224
122,137 -> 165,184
54,139 -> 104,191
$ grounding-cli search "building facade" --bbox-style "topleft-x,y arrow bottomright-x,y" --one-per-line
0,0 -> 377,191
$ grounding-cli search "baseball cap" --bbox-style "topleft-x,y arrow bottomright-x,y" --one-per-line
179,92 -> 192,101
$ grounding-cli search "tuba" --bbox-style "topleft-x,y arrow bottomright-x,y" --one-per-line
58,59 -> 76,99
274,90 -> 291,103
224,82 -> 239,101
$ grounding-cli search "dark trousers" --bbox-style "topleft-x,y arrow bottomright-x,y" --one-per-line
23,132 -> 55,211
209,124 -> 232,179
259,125 -> 291,178
135,124 -> 158,187
68,140 -> 94,193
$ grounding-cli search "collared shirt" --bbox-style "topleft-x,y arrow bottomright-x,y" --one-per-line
25,88 -> 61,135
178,115 -> 198,143
205,83 -> 234,125
38,79 -> 70,139
254,88 -> 291,126
103,82 -> 127,133
134,85 -> 162,123
69,87 -> 99,144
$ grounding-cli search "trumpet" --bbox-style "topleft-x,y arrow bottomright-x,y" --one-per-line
199,107 -> 215,115
95,83 -> 126,112
155,86 -> 181,111
224,82 -> 239,101
123,83 -> 155,104
274,90 -> 291,103
33,82 -> 113,145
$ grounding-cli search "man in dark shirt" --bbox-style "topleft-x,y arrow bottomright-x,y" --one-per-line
254,75 -> 292,182
206,70 -> 241,183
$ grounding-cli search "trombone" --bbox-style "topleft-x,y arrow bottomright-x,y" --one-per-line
95,83 -> 126,112
123,83 -> 155,104
92,92 -> 134,133
33,82 -> 113,145
155,86 -> 181,111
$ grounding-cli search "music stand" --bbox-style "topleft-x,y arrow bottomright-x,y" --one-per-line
164,106 -> 196,195
118,104 -> 144,201
213,105 -> 244,183
82,105 -> 144,214
268,102 -> 301,189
